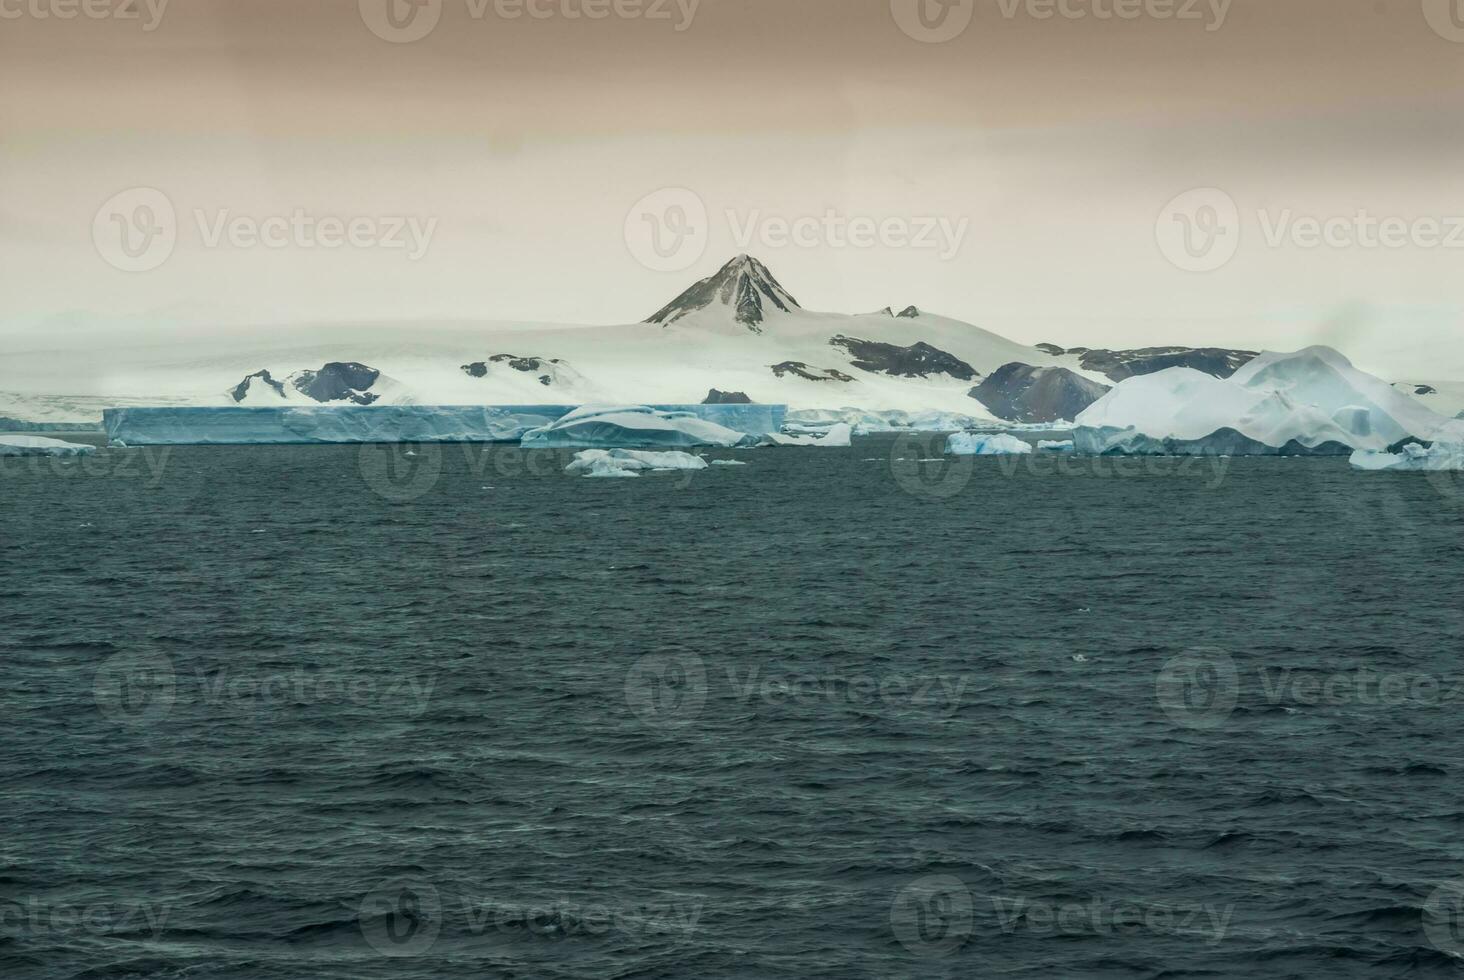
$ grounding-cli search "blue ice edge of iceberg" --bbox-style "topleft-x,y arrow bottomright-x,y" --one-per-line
102,404 -> 788,446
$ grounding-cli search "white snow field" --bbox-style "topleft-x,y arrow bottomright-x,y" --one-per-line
0,435 -> 97,456
564,449 -> 710,478
1351,442 -> 1464,472
946,432 -> 1033,456
1073,346 -> 1464,456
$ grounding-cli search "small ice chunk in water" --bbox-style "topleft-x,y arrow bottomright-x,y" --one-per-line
565,449 -> 710,478
945,432 -> 1033,456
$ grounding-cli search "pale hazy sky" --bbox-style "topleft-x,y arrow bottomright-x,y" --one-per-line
4,0 -> 1464,376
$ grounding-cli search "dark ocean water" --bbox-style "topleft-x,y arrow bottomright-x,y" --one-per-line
5,433 -> 1464,979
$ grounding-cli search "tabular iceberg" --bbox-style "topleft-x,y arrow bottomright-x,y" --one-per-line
1072,347 -> 1464,456
946,432 -> 1033,455
103,404 -> 786,447
565,449 -> 710,478
0,435 -> 97,456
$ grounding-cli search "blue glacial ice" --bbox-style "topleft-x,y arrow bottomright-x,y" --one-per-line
103,404 -> 786,446
946,432 -> 1033,456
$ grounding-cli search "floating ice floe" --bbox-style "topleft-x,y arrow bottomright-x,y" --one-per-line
762,423 -> 853,448
1037,439 -> 1075,452
0,435 -> 97,457
564,449 -> 710,478
524,406 -> 755,449
1073,346 -> 1464,456
711,459 -> 748,466
946,432 -> 1033,456
1350,441 -> 1464,472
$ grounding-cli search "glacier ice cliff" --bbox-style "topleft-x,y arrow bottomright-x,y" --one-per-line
103,404 -> 786,446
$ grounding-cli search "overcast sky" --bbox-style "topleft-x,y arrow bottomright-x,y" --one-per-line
4,0 -> 1464,376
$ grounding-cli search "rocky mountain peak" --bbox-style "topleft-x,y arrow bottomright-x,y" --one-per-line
646,254 -> 801,333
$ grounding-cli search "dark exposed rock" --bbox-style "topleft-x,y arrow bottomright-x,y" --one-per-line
462,354 -> 564,382
1036,343 -> 1067,356
896,306 -> 922,319
230,370 -> 287,402
647,254 -> 800,333
872,307 -> 894,317
292,362 -> 381,406
703,389 -> 752,404
829,335 -> 977,381
970,362 -> 1111,424
1414,385 -> 1439,396
1075,347 -> 1257,382
771,362 -> 855,383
